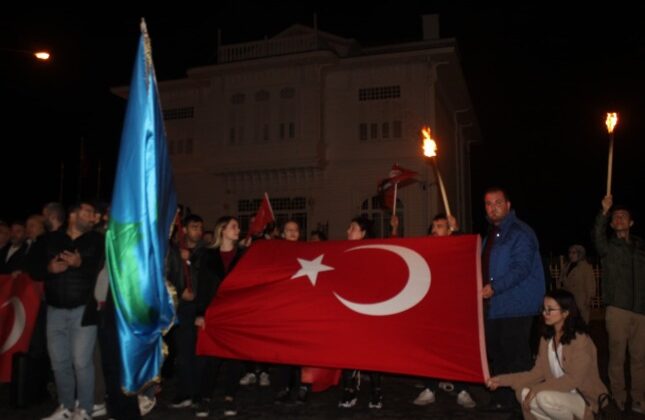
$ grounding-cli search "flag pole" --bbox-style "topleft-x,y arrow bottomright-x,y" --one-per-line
392,182 -> 398,216
605,112 -> 618,196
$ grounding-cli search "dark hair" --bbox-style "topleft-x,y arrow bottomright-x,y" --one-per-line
43,202 -> 66,223
542,289 -> 589,345
611,205 -> 633,220
10,220 -> 26,227
184,214 -> 204,225
483,186 -> 510,202
351,215 -> 373,238
310,230 -> 327,241
68,201 -> 95,215
428,213 -> 448,234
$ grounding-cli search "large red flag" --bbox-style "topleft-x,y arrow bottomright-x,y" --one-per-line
0,274 -> 41,382
197,235 -> 489,383
246,192 -> 275,237
377,164 -> 418,210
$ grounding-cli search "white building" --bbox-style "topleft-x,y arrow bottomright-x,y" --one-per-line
117,16 -> 480,239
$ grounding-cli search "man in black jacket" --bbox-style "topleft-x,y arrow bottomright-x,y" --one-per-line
38,201 -> 104,420
167,214 -> 205,409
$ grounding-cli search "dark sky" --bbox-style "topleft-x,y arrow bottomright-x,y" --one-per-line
2,3 -> 644,254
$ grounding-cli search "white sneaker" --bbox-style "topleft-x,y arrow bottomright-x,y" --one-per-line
138,395 -> 156,416
42,405 -> 73,420
72,408 -> 91,420
259,372 -> 270,387
239,372 -> 257,386
91,403 -> 107,418
456,390 -> 476,408
413,388 -> 436,406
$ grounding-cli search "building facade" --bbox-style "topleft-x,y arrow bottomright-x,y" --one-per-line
116,17 -> 480,239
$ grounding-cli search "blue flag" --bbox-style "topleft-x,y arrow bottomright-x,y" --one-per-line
106,21 -> 177,393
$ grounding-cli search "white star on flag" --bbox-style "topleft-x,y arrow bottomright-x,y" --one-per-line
291,254 -> 335,286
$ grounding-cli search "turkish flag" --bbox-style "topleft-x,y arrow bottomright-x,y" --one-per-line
247,192 -> 275,237
377,164 -> 418,210
0,274 -> 41,382
197,235 -> 489,383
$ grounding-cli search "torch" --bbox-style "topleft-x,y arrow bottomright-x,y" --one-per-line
605,112 -> 618,196
421,127 -> 451,217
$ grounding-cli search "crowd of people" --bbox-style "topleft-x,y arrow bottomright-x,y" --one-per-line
0,186 -> 643,419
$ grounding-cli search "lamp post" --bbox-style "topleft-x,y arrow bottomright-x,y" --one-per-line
0,47 -> 51,61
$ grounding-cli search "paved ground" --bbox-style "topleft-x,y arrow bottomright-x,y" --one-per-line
2,311 -> 644,419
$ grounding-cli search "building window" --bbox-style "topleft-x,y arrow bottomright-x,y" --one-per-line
393,120 -> 402,138
382,122 -> 390,139
358,85 -> 401,101
255,90 -> 270,102
280,87 -> 295,99
185,138 -> 193,154
163,107 -> 194,121
231,93 -> 245,105
289,123 -> 295,139
370,123 -> 378,139
238,196 -> 308,239
361,195 -> 404,238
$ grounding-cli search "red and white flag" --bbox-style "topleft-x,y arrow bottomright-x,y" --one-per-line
377,164 -> 418,210
197,235 -> 489,383
0,274 -> 41,382
247,192 -> 275,237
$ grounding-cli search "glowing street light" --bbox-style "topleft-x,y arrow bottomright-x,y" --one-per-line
0,47 -> 51,61
34,51 -> 51,61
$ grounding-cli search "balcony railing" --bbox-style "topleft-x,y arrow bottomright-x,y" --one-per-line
218,34 -> 319,63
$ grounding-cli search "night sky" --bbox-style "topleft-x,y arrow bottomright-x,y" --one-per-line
2,3 -> 644,255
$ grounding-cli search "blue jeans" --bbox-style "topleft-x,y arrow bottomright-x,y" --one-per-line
47,305 -> 97,413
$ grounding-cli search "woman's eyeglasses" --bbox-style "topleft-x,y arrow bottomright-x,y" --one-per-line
542,307 -> 563,314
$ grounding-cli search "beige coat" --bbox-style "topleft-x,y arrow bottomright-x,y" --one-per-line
560,260 -> 596,323
496,334 -> 607,420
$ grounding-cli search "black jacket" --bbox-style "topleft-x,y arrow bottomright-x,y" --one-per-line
37,229 -> 104,309
195,247 -> 245,317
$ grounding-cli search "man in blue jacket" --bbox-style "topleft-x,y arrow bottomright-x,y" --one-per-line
480,187 -> 545,412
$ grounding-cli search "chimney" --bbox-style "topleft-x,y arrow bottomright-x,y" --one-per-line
422,14 -> 440,40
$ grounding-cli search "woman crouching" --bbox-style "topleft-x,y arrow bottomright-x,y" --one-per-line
486,289 -> 607,419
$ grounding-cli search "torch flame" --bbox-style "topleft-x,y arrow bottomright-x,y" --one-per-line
421,126 -> 437,158
605,112 -> 618,134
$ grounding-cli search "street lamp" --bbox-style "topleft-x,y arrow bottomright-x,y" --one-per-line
0,47 -> 51,61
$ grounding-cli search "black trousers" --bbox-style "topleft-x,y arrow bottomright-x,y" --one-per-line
173,302 -> 197,398
195,356 -> 243,401
485,315 -> 535,406
98,302 -> 141,420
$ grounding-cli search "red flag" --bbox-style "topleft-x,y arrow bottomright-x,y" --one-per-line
247,192 -> 275,237
377,164 -> 418,209
197,236 -> 489,383
0,274 -> 41,382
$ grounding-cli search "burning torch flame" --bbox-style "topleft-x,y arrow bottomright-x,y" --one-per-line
421,127 -> 437,158
605,112 -> 618,134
